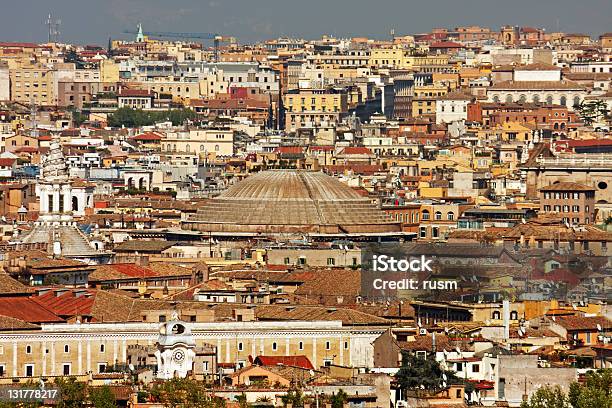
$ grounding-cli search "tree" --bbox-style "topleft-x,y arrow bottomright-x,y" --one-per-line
89,385 -> 117,408
568,369 -> 612,408
236,393 -> 248,408
575,100 -> 609,126
329,389 -> 348,408
281,388 -> 304,408
395,351 -> 458,393
520,385 -> 571,408
150,378 -> 224,408
54,377 -> 86,408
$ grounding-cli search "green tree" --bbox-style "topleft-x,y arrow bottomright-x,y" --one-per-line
150,378 -> 223,408
54,377 -> 86,408
395,351 -> 458,393
236,393 -> 248,408
281,388 -> 304,408
576,100 -> 609,126
520,385 -> 571,408
329,389 -> 348,408
89,385 -> 117,408
568,369 -> 612,408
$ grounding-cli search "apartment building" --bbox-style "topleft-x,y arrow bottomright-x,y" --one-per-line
9,63 -> 56,105
283,87 -> 348,131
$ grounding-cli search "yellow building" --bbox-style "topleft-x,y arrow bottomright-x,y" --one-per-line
9,62 -> 56,105
283,88 -> 348,131
99,60 -> 119,83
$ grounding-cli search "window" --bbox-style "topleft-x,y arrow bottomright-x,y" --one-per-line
26,345 -> 32,354
98,363 -> 106,373
327,258 -> 335,266
100,344 -> 105,353
25,365 -> 34,377
344,341 -> 348,349
456,362 -> 463,371
284,257 -> 290,265
421,210 -> 430,220
299,341 -> 304,350
416,351 -> 427,360
432,227 -> 439,238
272,342 -> 277,351
447,212 -> 454,221
472,364 -> 480,373
325,341 -> 331,350
238,342 -> 243,351
63,364 -> 71,375
420,227 -> 427,238
64,345 -> 69,353
435,211 -> 442,220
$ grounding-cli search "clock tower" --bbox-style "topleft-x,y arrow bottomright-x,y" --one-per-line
154,315 -> 197,379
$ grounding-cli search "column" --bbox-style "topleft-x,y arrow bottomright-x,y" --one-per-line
12,342 -> 17,377
53,187 -> 60,215
62,186 -> 71,214
285,337 -> 290,356
86,341 -> 91,373
42,341 -> 47,376
312,337 -> 317,369
339,336 -> 344,366
78,341 -> 82,374
50,342 -> 56,375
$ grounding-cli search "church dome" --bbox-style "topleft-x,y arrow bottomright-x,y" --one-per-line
183,170 -> 402,235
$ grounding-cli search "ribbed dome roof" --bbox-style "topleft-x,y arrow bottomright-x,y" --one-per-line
184,170 -> 401,235
221,170 -> 363,201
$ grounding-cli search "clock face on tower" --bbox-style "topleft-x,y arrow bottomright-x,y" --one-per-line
172,349 -> 185,363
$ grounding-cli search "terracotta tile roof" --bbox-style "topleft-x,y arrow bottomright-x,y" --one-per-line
489,80 -> 585,90
515,63 -> 561,71
555,315 -> 611,331
32,289 -> 96,317
113,240 -> 176,252
89,264 -> 159,281
255,305 -> 388,325
254,355 -> 314,370
0,273 -> 31,294
540,182 -> 595,191
0,296 -> 63,323
0,315 -> 40,330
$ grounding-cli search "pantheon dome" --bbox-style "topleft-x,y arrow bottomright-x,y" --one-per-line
183,170 -> 403,236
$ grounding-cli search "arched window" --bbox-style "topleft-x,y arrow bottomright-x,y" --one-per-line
185,144 -> 190,152
435,211 -> 442,220
573,96 -> 581,107
510,311 -> 518,320
554,123 -> 559,130
546,95 -> 553,105
421,210 -> 430,220
447,212 -> 455,221
492,95 -> 500,103
505,94 -> 513,103
518,94 -> 527,103
560,95 -> 567,106
72,196 -> 78,212
492,311 -> 501,320
533,95 -> 540,104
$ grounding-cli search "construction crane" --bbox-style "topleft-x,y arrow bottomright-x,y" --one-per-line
122,25 -> 235,62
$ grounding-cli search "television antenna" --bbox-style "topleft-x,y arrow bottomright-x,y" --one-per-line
46,13 -> 61,43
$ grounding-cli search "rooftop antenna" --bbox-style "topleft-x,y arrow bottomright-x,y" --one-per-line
46,13 -> 61,43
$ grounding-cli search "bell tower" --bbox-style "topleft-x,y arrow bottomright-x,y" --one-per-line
154,314 -> 197,379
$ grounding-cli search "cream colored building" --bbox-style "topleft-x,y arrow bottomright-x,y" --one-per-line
0,320 -> 383,378
161,129 -> 234,156
9,63 -> 56,105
